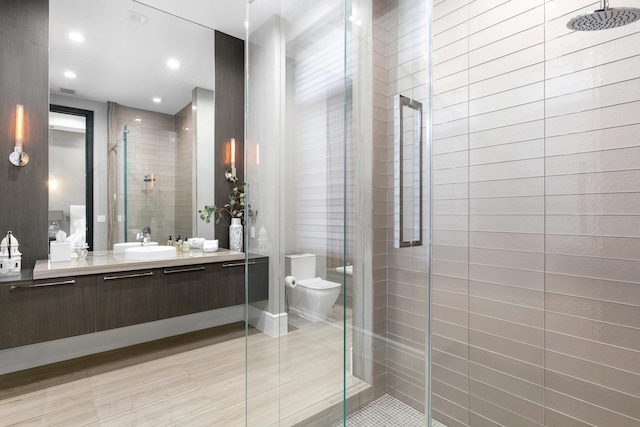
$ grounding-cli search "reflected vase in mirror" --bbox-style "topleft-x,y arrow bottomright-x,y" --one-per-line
229,218 -> 243,252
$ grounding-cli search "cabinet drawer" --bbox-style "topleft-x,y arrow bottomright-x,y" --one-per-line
248,258 -> 269,303
160,266 -> 210,318
212,256 -> 269,306
96,270 -> 159,331
211,262 -> 245,308
0,276 -> 96,349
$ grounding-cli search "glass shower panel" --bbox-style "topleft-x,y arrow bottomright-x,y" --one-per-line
244,0 -> 431,424
244,0 -> 359,424
345,0 -> 432,424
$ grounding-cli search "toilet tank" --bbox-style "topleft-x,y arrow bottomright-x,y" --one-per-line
285,253 -> 316,280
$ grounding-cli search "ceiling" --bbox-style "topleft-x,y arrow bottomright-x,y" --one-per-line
49,0 -> 247,115
49,0 -> 343,116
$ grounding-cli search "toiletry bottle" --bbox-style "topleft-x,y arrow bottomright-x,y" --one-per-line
175,236 -> 182,253
167,235 -> 173,246
182,237 -> 190,253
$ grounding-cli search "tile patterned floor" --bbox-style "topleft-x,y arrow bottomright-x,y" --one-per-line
0,307 -> 365,426
330,394 -> 447,427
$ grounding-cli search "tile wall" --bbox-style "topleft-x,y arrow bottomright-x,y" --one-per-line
373,0 -> 430,411
431,0 -> 640,426
372,0 -> 391,400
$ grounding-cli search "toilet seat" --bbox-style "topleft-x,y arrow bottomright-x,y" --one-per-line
297,277 -> 340,290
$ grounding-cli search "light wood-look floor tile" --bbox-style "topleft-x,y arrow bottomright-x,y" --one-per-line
0,308 -> 365,426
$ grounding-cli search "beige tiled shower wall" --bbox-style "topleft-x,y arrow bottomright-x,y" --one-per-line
116,105 -> 177,243
373,0 -> 430,411
431,0 -> 640,426
372,0 -> 391,400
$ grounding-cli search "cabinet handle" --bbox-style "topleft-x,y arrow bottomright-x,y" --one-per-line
222,261 -> 255,268
103,272 -> 153,281
10,279 -> 76,291
164,266 -> 205,274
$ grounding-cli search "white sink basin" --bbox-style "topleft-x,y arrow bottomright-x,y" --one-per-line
125,245 -> 175,261
113,242 -> 158,253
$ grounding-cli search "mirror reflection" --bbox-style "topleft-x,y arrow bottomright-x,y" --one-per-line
49,0 -> 214,250
48,106 -> 93,249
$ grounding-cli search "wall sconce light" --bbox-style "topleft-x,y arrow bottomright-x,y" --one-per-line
225,138 -> 237,181
9,104 -> 29,166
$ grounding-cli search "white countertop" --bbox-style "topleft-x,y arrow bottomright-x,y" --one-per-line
33,248 -> 245,280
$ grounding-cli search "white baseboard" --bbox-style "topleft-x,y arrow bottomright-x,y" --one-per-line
0,305 -> 243,375
248,305 -> 288,337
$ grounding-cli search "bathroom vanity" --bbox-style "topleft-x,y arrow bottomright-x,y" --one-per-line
0,249 -> 268,357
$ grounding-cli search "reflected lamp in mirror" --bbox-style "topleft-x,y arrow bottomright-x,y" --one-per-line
48,175 -> 58,190
393,94 -> 423,248
225,138 -> 237,181
9,104 -> 29,166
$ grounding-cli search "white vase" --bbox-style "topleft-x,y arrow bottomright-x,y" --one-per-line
229,218 -> 243,252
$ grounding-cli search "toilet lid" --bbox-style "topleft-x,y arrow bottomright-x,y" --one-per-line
297,277 -> 341,290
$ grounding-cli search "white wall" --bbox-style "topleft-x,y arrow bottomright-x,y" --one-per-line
49,129 -> 85,235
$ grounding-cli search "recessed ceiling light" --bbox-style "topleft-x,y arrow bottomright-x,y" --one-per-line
152,97 -> 162,103
167,58 -> 180,70
69,32 -> 85,43
64,70 -> 77,79
134,117 -> 142,123
128,10 -> 149,25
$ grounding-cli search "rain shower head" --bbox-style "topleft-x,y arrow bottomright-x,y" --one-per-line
567,0 -> 640,31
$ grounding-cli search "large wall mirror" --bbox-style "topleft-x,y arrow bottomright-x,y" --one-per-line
49,0 -> 215,250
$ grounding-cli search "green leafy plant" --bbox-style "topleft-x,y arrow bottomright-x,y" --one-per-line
199,177 -> 256,224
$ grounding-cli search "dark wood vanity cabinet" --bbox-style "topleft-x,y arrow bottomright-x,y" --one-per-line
0,275 -> 96,350
0,256 -> 270,350
96,269 -> 160,331
159,265 -> 210,318
160,255 -> 269,317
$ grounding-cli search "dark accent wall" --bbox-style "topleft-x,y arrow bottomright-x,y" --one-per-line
214,31 -> 245,249
0,0 -> 49,268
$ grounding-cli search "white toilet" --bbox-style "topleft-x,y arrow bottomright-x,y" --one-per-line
285,253 -> 341,322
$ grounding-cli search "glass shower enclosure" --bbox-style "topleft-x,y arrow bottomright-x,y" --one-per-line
243,0 -> 431,424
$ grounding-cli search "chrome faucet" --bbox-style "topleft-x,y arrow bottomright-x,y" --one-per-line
136,226 -> 151,246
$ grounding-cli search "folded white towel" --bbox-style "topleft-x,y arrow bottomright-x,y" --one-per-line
188,237 -> 205,249
203,239 -> 219,252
